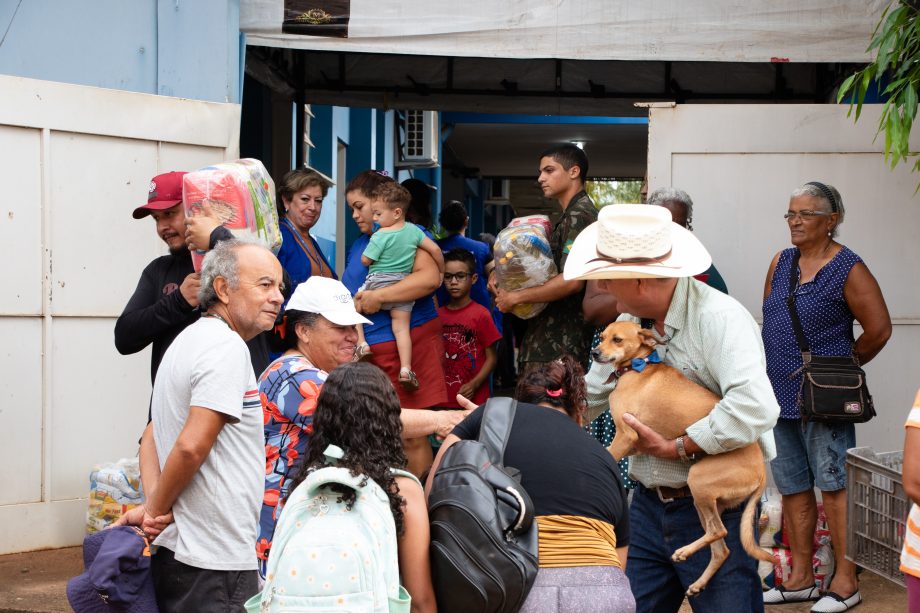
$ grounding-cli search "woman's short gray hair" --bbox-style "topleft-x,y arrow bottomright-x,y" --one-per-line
790,183 -> 845,238
198,239 -> 246,310
647,188 -> 694,223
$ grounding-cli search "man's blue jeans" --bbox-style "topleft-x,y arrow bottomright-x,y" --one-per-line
626,485 -> 764,613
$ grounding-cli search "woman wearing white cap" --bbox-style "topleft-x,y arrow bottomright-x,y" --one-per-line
256,276 -> 467,576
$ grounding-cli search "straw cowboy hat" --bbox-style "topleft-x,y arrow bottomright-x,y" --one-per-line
563,204 -> 712,281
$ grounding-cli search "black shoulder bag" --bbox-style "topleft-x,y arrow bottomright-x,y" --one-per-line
785,251 -> 875,423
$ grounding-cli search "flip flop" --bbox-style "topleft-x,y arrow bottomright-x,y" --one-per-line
763,583 -> 821,605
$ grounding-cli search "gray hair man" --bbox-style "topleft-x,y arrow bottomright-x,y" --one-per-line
647,187 -> 695,231
646,187 -> 727,294
120,239 -> 284,612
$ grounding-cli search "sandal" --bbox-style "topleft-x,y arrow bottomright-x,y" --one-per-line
399,368 -> 420,391
354,343 -> 373,362
763,583 -> 821,605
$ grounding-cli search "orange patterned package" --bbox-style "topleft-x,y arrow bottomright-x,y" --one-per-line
183,158 -> 282,271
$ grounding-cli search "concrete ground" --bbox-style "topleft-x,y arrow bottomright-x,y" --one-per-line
0,547 -> 81,613
0,546 -> 908,612
676,571 -> 907,612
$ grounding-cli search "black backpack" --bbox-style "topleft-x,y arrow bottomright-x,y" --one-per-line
427,397 -> 539,613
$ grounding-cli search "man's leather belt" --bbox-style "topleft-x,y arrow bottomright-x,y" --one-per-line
654,485 -> 692,502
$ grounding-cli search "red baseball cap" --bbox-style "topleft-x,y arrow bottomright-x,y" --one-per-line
132,171 -> 187,219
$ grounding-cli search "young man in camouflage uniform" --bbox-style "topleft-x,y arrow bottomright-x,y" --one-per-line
492,143 -> 597,373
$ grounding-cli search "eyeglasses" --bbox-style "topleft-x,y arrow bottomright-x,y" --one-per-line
784,210 -> 834,221
443,272 -> 471,282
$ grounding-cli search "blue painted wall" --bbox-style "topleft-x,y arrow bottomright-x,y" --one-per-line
344,108 -> 376,249
0,0 -> 241,104
307,105 -> 335,266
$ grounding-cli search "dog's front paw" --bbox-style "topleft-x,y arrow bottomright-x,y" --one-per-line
672,547 -> 692,563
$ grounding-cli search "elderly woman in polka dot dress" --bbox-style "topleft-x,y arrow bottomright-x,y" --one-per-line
761,182 -> 891,612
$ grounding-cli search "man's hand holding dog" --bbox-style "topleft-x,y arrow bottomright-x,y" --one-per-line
622,413 -> 703,461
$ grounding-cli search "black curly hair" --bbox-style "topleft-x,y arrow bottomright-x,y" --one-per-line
283,362 -> 409,534
515,354 -> 587,424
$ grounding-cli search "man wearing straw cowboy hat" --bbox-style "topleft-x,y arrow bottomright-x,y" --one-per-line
565,204 -> 779,613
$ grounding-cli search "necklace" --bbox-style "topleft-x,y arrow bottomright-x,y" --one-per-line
204,312 -> 231,328
284,218 -> 329,277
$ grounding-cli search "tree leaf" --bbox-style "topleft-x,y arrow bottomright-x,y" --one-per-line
837,74 -> 858,104
876,28 -> 897,69
839,0 -> 920,189
905,84 -> 918,130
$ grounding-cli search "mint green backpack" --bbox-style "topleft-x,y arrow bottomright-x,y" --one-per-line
245,445 -> 420,613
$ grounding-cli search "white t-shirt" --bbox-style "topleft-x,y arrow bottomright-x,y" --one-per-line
151,318 -> 263,571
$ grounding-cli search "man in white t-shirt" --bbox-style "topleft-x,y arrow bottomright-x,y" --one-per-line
121,239 -> 283,612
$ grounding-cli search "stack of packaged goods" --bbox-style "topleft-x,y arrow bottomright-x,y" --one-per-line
757,489 -> 835,590
85,458 -> 144,533
493,215 -> 557,320
183,158 -> 282,271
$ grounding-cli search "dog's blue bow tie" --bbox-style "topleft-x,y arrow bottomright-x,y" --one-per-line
630,350 -> 662,373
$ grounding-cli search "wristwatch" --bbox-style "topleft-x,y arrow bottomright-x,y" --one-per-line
676,436 -> 696,463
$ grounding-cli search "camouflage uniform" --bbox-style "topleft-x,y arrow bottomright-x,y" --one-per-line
518,190 -> 598,371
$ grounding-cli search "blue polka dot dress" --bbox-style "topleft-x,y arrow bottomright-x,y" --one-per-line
586,329 -> 634,489
761,246 -> 862,419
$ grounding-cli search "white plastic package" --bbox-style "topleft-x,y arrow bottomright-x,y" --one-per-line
493,215 -> 557,320
183,158 -> 282,271
85,457 -> 144,533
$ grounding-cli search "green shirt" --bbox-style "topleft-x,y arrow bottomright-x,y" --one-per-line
364,223 -> 426,274
518,190 -> 598,367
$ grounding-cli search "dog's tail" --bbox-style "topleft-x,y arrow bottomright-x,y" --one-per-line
741,475 -> 774,563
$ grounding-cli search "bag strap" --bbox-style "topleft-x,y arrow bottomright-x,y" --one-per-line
391,467 -> 422,489
477,397 -> 518,466
785,250 -> 813,362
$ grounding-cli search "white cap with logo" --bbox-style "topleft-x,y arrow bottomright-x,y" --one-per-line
285,276 -> 372,326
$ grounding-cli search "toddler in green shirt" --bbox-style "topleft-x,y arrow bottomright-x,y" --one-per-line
357,182 -> 444,389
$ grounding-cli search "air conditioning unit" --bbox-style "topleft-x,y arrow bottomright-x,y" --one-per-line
397,110 -> 439,168
484,179 -> 511,204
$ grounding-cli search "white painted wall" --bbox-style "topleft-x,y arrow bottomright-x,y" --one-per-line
0,75 -> 240,554
648,104 -> 920,456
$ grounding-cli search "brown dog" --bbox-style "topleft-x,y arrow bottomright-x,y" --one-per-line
592,320 -> 772,596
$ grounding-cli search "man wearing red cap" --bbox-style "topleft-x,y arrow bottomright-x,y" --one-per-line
115,171 -> 270,385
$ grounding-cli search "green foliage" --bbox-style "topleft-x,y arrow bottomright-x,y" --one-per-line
838,1 -> 920,178
586,180 -> 643,208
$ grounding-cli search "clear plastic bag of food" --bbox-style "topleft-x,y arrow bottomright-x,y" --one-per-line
494,215 -> 557,319
85,457 -> 144,533
183,158 -> 282,271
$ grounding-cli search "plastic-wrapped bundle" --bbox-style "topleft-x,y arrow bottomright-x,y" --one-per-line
183,158 -> 282,271
759,494 -> 782,547
85,458 -> 144,533
493,215 -> 557,320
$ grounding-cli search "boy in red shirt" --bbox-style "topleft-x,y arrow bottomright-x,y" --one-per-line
438,249 -> 502,406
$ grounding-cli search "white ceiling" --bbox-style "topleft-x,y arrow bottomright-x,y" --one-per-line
444,122 -> 648,179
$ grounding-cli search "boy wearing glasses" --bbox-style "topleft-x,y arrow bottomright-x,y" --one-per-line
438,249 -> 502,408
